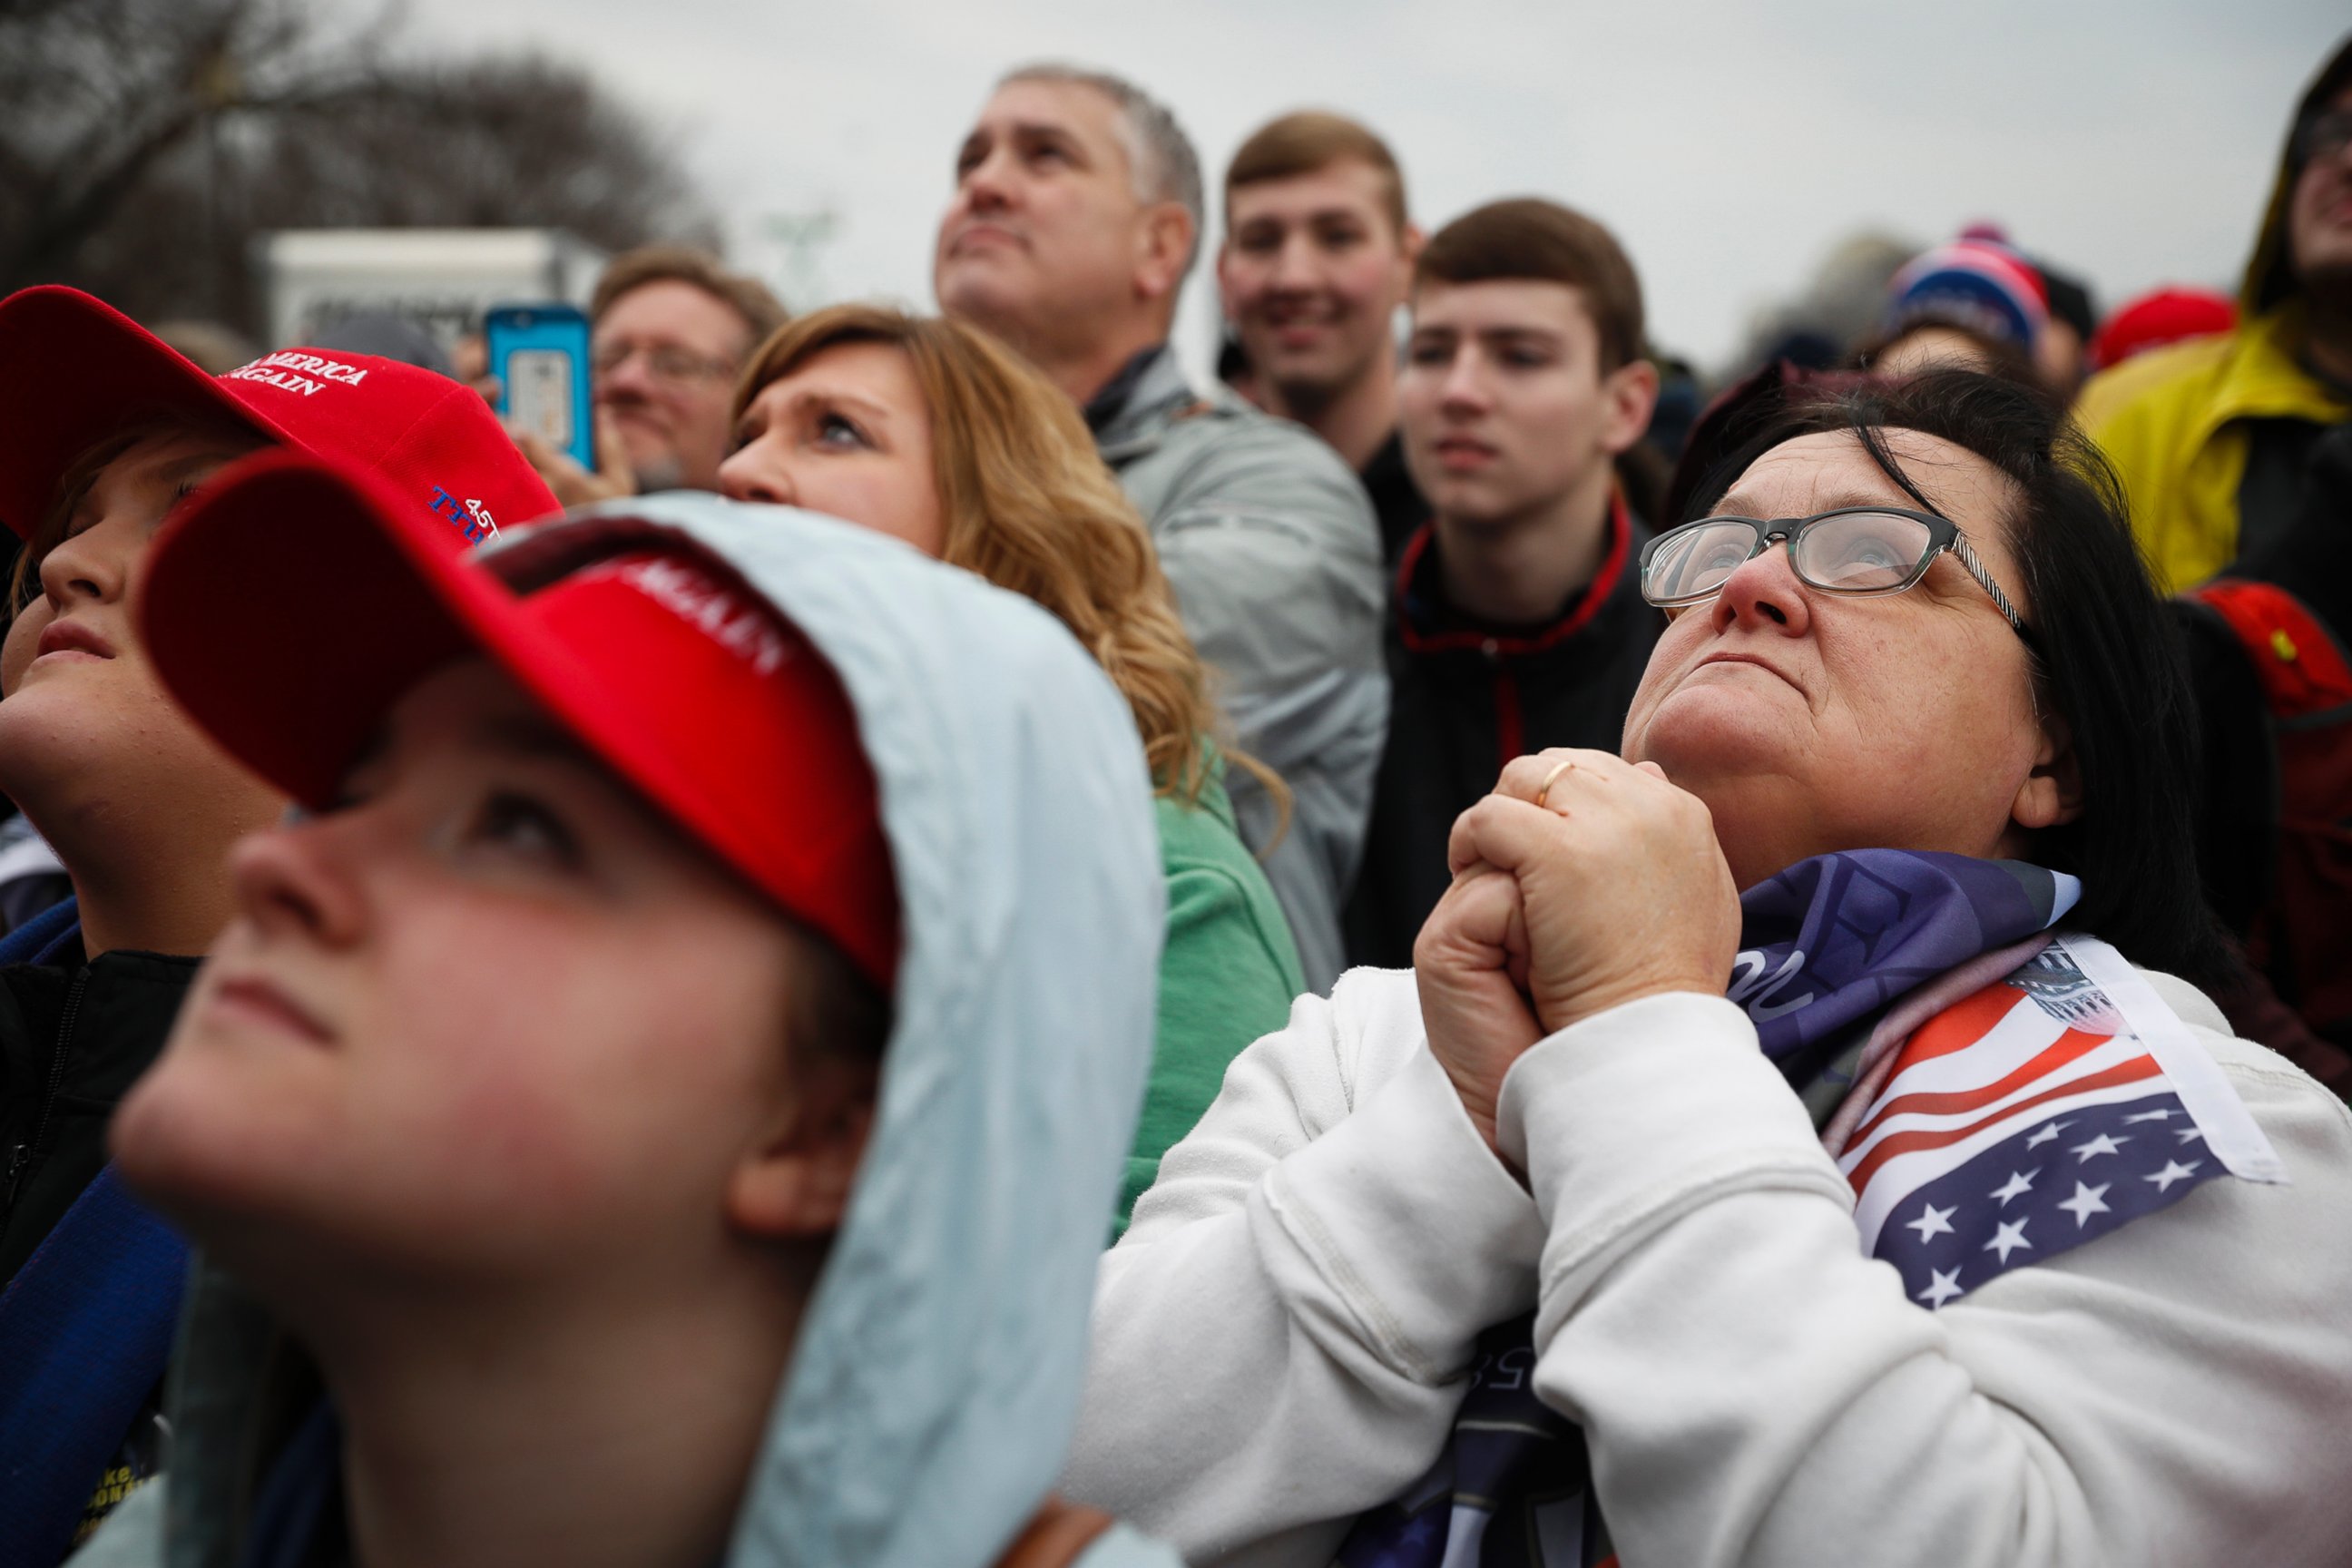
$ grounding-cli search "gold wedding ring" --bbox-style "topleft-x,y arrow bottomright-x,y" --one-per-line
1534,758 -> 1575,810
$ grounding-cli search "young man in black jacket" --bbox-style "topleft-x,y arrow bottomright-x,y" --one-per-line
1343,201 -> 1668,968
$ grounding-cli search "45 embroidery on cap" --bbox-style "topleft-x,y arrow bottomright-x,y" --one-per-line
426,487 -> 497,545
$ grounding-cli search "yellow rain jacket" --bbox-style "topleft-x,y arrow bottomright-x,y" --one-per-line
2079,36 -> 2352,593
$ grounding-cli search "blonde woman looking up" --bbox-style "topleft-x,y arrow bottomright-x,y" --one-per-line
719,304 -> 1303,1230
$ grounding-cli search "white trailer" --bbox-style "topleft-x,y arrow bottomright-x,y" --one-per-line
256,228 -> 608,351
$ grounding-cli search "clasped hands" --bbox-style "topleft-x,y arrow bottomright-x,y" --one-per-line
1411,750 -> 1742,1159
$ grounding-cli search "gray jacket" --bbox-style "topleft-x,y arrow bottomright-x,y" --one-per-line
1097,348 -> 1387,991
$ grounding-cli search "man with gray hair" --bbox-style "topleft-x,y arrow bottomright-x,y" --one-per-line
935,64 -> 1386,990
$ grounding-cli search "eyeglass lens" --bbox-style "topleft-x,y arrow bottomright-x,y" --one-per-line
591,342 -> 727,380
1644,512 -> 1936,602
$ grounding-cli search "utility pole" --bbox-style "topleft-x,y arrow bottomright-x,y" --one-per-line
757,209 -> 839,312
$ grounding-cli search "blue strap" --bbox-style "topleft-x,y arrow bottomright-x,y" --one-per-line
0,1163 -> 189,1568
0,897 -> 78,968
240,1402 -> 344,1568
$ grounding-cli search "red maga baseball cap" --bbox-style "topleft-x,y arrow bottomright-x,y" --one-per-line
141,448 -> 900,988
0,284 -> 557,546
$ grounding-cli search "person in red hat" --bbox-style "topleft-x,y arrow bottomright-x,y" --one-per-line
74,466 -> 1168,1568
0,284 -> 556,1558
2086,286 -> 2239,374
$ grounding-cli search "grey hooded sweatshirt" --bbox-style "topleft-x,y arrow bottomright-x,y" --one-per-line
73,496 -> 1183,1568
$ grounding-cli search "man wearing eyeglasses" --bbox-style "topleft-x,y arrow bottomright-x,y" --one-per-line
1340,198 -> 1666,970
2080,35 -> 2352,608
518,245 -> 788,505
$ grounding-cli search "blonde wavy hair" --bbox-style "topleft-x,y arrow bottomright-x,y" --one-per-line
734,303 -> 1283,818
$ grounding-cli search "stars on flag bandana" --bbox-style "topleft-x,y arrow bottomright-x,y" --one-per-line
1840,934 -> 2282,1308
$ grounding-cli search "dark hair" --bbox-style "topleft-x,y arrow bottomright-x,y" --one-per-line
2037,264 -> 2098,343
789,926 -> 894,1065
1682,368 -> 2229,986
1416,198 -> 1644,371
9,417 -> 265,614
1856,318 -> 2040,387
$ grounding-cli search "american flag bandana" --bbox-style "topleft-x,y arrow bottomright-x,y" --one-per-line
1338,849 -> 2278,1568
1839,932 -> 2284,1308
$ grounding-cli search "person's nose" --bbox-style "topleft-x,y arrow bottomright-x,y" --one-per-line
36,513 -> 130,612
718,439 -> 796,506
1436,347 -> 1492,417
1267,233 -> 1319,294
595,348 -> 657,407
958,142 -> 1017,217
1707,540 -> 1814,637
228,812 -> 370,951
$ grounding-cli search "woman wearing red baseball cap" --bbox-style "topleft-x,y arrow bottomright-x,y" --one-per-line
79,466 -> 1169,1568
0,285 -> 557,1557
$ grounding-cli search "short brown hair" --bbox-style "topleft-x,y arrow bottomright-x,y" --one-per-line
1416,199 -> 1645,370
590,245 -> 789,352
1225,111 -> 1407,236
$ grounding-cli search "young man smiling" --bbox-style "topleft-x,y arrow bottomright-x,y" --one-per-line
1341,198 -> 1667,969
933,65 -> 1385,990
1219,112 -> 1425,563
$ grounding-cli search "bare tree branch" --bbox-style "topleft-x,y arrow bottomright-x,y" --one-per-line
0,0 -> 714,328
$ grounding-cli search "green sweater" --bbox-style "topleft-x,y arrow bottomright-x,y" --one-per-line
1120,766 -> 1306,1230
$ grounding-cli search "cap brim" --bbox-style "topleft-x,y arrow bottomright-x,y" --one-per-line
142,449 -> 515,807
142,450 -> 772,861
0,287 -> 300,541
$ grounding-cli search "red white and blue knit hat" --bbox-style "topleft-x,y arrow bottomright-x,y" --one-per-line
1884,234 -> 2051,354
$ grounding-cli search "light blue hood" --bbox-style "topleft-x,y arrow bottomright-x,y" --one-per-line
76,496 -> 1178,1568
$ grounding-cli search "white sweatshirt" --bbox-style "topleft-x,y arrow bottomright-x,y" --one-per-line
1063,965 -> 2352,1567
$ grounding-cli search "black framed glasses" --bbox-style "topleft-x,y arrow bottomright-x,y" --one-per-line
589,341 -> 739,384
1639,506 -> 2033,642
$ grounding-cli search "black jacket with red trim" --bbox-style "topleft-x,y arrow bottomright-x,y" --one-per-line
1341,496 -> 1666,969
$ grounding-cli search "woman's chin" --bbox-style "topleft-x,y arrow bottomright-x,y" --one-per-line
1630,687 -> 1809,789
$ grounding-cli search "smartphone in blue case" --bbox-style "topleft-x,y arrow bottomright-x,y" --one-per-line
485,302 -> 595,470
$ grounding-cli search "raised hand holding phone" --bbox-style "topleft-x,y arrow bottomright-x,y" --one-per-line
512,406 -> 636,508
485,303 -> 634,507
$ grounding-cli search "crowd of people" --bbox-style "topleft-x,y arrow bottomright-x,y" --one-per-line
0,29 -> 2347,1568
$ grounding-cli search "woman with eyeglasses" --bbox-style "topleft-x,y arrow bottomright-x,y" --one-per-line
1063,369 -> 2352,1567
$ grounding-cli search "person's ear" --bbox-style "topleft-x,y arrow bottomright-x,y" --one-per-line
725,1051 -> 879,1242
1390,223 -> 1426,305
1137,202 -> 1196,304
2009,708 -> 2084,833
1598,357 -> 1661,456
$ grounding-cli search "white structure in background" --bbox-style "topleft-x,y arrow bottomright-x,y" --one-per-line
257,229 -> 608,351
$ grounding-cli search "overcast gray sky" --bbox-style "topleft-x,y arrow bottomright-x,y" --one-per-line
400,0 -> 2347,375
